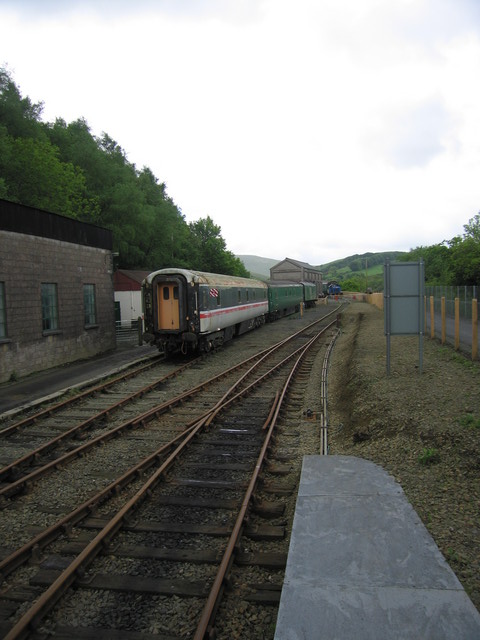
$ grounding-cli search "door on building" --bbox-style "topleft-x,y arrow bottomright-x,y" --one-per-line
157,283 -> 180,330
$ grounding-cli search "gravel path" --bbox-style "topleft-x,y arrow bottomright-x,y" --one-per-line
328,301 -> 480,611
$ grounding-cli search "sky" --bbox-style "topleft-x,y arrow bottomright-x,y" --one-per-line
1,0 -> 480,265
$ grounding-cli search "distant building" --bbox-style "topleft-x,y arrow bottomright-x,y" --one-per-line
270,257 -> 323,295
113,269 -> 150,325
0,199 -> 116,383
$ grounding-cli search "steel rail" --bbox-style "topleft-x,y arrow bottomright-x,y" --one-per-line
3,376 -> 276,638
3,317 -> 334,639
0,354 -> 164,435
0,317 -> 332,574
320,329 -> 340,455
0,312 -> 340,500
0,351 -> 265,499
195,329 -> 327,638
0,423 -> 197,581
0,357 -> 198,482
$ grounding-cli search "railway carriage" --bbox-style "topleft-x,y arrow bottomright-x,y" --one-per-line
142,268 -> 268,354
266,282 -> 304,321
301,281 -> 317,308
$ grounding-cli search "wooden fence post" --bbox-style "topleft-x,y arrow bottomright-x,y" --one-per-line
430,296 -> 435,339
473,299 -> 478,361
441,296 -> 446,344
455,298 -> 460,351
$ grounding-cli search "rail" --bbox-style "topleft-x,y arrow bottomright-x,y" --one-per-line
3,314 -> 337,639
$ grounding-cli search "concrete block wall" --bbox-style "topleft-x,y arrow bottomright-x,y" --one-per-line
0,230 -> 116,383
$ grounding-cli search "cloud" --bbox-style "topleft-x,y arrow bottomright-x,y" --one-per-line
0,0 -> 267,23
367,97 -> 458,169
385,0 -> 480,47
0,0 -> 479,264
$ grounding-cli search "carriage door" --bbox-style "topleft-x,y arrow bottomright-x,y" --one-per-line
157,283 -> 180,330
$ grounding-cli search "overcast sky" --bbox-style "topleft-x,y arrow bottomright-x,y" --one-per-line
1,0 -> 480,265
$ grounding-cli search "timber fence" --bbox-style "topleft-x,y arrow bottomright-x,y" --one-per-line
359,287 -> 479,360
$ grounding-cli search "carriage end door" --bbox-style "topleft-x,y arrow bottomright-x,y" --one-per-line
157,283 -> 180,330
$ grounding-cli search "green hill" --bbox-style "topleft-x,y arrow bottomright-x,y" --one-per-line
238,252 -> 405,289
317,251 -> 405,281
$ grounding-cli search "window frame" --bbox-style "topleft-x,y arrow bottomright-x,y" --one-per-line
0,282 -> 6,339
41,282 -> 59,333
83,283 -> 97,327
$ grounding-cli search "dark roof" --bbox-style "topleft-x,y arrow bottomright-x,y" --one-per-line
272,257 -> 321,272
113,270 -> 151,291
0,199 -> 113,250
115,270 -> 151,284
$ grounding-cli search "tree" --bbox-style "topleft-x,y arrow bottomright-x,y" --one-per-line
400,243 -> 453,285
0,68 -> 44,140
0,67 -> 251,274
188,216 -> 249,276
0,135 -> 96,218
449,236 -> 480,286
463,213 -> 480,242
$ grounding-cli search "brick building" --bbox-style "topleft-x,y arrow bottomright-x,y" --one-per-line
0,199 -> 116,383
270,257 -> 323,295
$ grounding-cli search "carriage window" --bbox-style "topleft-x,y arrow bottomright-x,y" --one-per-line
238,290 -> 241,304
173,286 -> 179,300
163,286 -> 170,300
246,290 -> 249,302
217,291 -> 221,306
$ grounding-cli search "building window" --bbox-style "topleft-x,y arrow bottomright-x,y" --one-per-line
84,284 -> 97,325
41,283 -> 59,331
0,282 -> 6,338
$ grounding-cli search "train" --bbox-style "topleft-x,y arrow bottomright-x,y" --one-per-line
142,268 -> 318,355
326,281 -> 342,296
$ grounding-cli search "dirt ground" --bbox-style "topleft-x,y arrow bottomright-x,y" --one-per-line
328,301 -> 480,611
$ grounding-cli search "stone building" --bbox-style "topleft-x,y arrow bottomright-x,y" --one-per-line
0,199 -> 116,383
270,257 -> 323,295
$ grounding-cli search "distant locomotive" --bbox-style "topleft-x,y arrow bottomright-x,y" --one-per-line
142,268 -> 318,355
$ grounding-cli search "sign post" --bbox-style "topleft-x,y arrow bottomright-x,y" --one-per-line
384,260 -> 425,374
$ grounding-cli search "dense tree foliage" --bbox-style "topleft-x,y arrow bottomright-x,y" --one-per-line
0,68 -> 248,275
401,213 -> 480,286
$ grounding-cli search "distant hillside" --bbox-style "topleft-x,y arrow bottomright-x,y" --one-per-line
238,251 -> 406,291
237,255 -> 281,279
239,251 -> 405,279
318,251 -> 405,281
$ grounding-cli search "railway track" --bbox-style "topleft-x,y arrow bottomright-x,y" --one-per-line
0,304 -> 343,639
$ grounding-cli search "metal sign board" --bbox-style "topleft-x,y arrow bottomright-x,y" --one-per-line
384,260 -> 424,373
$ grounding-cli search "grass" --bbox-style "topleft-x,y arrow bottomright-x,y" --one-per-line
418,447 -> 440,465
459,413 -> 480,429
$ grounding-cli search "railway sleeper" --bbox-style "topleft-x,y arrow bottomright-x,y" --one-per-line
241,583 -> 283,604
35,625 -> 179,640
30,569 -> 210,598
235,551 -> 287,569
258,479 -> 295,495
251,498 -> 285,518
52,543 -> 222,565
79,516 -> 284,539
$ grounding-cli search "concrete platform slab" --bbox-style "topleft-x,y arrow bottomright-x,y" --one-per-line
274,455 -> 480,640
